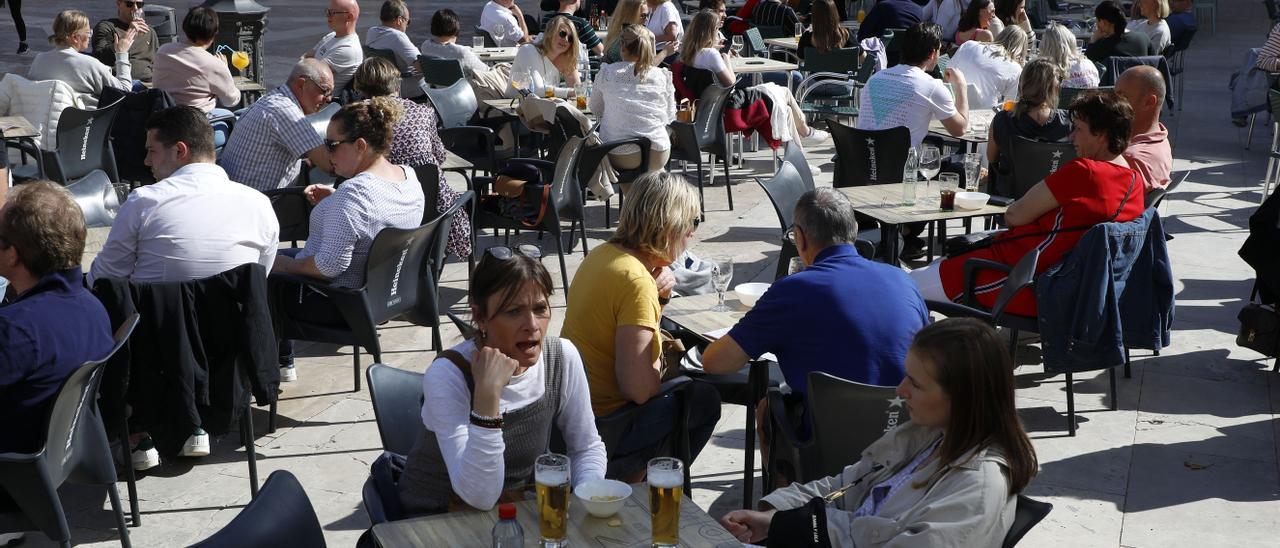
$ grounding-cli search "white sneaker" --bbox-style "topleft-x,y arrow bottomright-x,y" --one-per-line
808,163 -> 823,176
801,128 -> 830,147
280,365 -> 297,382
181,428 -> 210,457
131,438 -> 160,471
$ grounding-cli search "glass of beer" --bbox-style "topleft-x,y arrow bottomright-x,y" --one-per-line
545,87 -> 557,99
535,453 -> 571,547
647,457 -> 684,547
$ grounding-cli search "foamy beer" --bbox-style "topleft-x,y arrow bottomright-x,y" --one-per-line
535,453 -> 571,546
647,457 -> 684,547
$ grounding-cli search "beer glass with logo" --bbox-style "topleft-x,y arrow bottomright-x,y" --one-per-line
647,457 -> 684,547
535,453 -> 571,546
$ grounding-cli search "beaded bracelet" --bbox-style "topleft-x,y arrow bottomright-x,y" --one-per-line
470,410 -> 504,429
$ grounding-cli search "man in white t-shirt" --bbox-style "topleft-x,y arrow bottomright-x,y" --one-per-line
308,0 -> 364,93
481,0 -> 532,47
646,0 -> 684,50
946,37 -> 1021,109
857,22 -> 969,148
366,0 -> 425,97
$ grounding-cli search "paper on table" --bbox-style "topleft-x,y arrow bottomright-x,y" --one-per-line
702,327 -> 777,363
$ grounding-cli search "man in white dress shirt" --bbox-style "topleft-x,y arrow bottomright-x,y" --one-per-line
480,0 -> 532,47
307,0 -> 364,93
91,106 -> 279,286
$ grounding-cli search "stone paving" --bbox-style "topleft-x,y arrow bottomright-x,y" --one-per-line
3,1 -> 1280,546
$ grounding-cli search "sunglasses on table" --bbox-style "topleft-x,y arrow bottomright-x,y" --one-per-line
484,245 -> 544,261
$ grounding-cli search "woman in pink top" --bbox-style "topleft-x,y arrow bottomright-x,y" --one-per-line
152,7 -> 240,145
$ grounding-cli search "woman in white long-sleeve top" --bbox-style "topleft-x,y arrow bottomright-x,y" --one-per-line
720,318 -> 1039,547
590,24 -> 676,174
28,9 -> 133,107
509,15 -> 582,99
398,247 -> 608,515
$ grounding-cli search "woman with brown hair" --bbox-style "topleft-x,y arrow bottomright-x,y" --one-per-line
797,0 -> 852,60
398,247 -> 606,515
721,318 -> 1039,546
954,0 -> 996,45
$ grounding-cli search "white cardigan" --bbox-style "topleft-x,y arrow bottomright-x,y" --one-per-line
27,47 -> 131,108
589,61 -> 677,151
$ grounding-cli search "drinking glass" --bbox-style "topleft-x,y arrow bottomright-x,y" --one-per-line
795,23 -> 804,39
494,24 -> 506,46
939,173 -> 959,210
710,256 -> 734,311
473,35 -> 486,49
731,35 -> 744,56
231,51 -> 250,72
535,453 -> 571,547
648,458 -> 684,547
919,144 -> 941,200
511,67 -> 531,94
963,152 -> 982,191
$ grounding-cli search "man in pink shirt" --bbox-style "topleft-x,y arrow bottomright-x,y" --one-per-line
1116,65 -> 1171,191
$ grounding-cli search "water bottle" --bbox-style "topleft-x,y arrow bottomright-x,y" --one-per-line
491,503 -> 524,547
903,147 -> 919,206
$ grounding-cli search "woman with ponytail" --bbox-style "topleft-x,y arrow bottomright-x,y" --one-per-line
269,96 -> 427,382
590,24 -> 677,174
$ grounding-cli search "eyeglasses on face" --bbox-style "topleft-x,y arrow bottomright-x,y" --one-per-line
122,1 -> 145,9
484,244 -> 544,261
784,223 -> 798,243
325,9 -> 351,17
323,137 -> 356,152
303,76 -> 333,97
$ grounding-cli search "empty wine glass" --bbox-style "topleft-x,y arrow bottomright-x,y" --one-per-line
919,144 -> 941,200
710,257 -> 734,312
731,35 -> 744,57
493,24 -> 506,46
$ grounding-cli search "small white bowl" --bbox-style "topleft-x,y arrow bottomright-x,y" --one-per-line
954,192 -> 990,210
735,282 -> 771,307
574,479 -> 631,518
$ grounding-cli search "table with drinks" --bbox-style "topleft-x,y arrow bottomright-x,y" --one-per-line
473,46 -> 520,64
928,107 -> 997,154
371,455 -> 737,547
837,179 -> 1007,263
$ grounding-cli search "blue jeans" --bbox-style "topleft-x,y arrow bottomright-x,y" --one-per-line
209,108 -> 233,148
601,379 -> 721,480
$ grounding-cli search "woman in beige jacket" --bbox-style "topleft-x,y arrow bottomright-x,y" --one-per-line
721,318 -> 1039,547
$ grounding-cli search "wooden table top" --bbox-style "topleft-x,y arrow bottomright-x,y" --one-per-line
764,37 -> 800,51
482,97 -> 594,117
928,108 -> 996,144
732,56 -> 799,74
473,46 -> 519,63
371,482 -> 738,548
663,292 -> 751,341
0,115 -> 38,139
837,183 -> 1007,225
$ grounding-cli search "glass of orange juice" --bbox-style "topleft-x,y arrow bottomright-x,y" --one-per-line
1002,100 -> 1015,111
231,50 -> 251,72
544,87 -> 556,99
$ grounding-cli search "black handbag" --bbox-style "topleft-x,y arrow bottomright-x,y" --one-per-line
1237,287 -> 1280,357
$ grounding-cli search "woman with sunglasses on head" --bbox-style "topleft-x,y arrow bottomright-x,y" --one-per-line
591,25 -> 676,174
510,15 -> 583,98
269,97 -> 425,383
722,318 -> 1038,547
562,171 -> 722,481
398,246 -> 607,515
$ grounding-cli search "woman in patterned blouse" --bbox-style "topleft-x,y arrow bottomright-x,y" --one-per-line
352,57 -> 473,259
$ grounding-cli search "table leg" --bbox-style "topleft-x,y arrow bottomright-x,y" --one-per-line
742,360 -> 767,509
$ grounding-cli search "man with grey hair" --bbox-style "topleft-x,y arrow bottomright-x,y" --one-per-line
701,188 -> 927,475
219,58 -> 334,191
366,0 -> 425,97
1115,65 -> 1171,190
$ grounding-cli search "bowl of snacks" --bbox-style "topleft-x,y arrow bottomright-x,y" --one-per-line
574,479 -> 632,518
735,282 -> 771,307
954,192 -> 990,210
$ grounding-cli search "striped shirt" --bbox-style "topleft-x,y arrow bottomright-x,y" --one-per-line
219,85 -> 324,191
1258,23 -> 1280,72
296,167 -> 426,288
750,0 -> 800,30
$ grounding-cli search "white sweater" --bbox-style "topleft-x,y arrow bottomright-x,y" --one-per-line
590,61 -> 677,151
27,47 -> 131,107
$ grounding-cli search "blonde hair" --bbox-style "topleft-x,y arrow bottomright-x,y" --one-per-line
680,9 -> 720,65
353,57 -> 401,98
50,10 -> 89,47
620,24 -> 657,77
1013,58 -> 1063,117
609,171 -> 700,262
992,25 -> 1028,65
606,0 -> 646,55
1131,0 -> 1171,20
1038,23 -> 1082,75
537,16 -> 582,63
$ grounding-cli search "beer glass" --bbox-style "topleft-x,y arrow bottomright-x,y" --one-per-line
535,453 -> 571,547
647,457 -> 684,547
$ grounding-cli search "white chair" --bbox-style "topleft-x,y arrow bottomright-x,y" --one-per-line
0,73 -> 85,150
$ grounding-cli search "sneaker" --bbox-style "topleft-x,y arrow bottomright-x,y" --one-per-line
0,532 -> 25,546
280,364 -> 297,382
131,437 -> 160,471
808,162 -> 823,176
801,128 -> 830,147
181,428 -> 210,457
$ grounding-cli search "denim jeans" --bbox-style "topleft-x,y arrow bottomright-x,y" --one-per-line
600,379 -> 722,480
274,249 -> 346,366
209,108 -> 234,148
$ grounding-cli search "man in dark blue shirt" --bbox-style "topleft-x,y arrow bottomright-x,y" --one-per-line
857,0 -> 923,42
1165,0 -> 1197,47
0,181 -> 113,455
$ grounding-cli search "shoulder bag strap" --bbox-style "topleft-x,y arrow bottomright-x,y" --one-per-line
437,349 -> 476,394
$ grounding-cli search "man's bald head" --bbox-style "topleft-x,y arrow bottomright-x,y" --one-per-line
327,0 -> 360,34
1118,65 -> 1166,107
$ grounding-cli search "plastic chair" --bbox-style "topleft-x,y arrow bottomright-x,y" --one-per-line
10,98 -> 124,185
1193,0 -> 1215,35
669,82 -> 738,216
472,140 -> 587,293
782,140 -> 814,191
766,372 -> 907,486
1145,170 -> 1188,209
594,377 -> 696,492
364,46 -> 398,66
272,219 -> 443,392
1000,137 -> 1077,200
1163,28 -> 1196,111
365,364 -> 425,456
1002,495 -> 1053,547
424,80 -> 505,178
827,119 -> 910,188
422,79 -> 478,129
756,161 -> 808,279
473,26 -> 498,47
190,471 -> 325,548
1261,89 -> 1280,202
0,314 -> 138,548
797,48 -> 860,120
1101,56 -> 1173,109
744,27 -> 768,57
418,56 -> 466,89
575,128 -> 651,228
262,187 -> 311,247
401,190 -> 477,350
98,87 -> 175,186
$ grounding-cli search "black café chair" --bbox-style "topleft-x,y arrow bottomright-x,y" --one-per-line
365,363 -> 425,455
757,161 -> 880,278
567,114 -> 651,228
781,140 -> 814,191
1145,170 -> 1188,210
363,45 -> 398,66
190,470 -> 325,548
424,79 -> 506,179
10,98 -> 124,185
828,120 -> 910,188
263,187 -> 311,247
418,56 -> 466,89
1000,137 -> 1077,200
272,218 -> 444,392
765,372 -> 908,488
1002,495 -> 1053,547
0,314 -> 139,548
401,190 -> 477,351
669,81 -> 738,216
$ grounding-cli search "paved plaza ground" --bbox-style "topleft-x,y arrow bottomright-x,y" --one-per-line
3,0 -> 1280,546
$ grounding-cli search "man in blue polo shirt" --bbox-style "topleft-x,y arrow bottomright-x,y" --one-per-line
701,188 -> 926,476
0,181 -> 114,456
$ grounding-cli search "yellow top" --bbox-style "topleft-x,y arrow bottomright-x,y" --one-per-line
561,243 -> 662,416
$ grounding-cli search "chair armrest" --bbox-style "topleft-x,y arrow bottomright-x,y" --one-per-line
268,271 -> 351,294
767,388 -> 806,448
961,258 -> 1014,308
925,299 -> 995,324
0,450 -> 41,464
